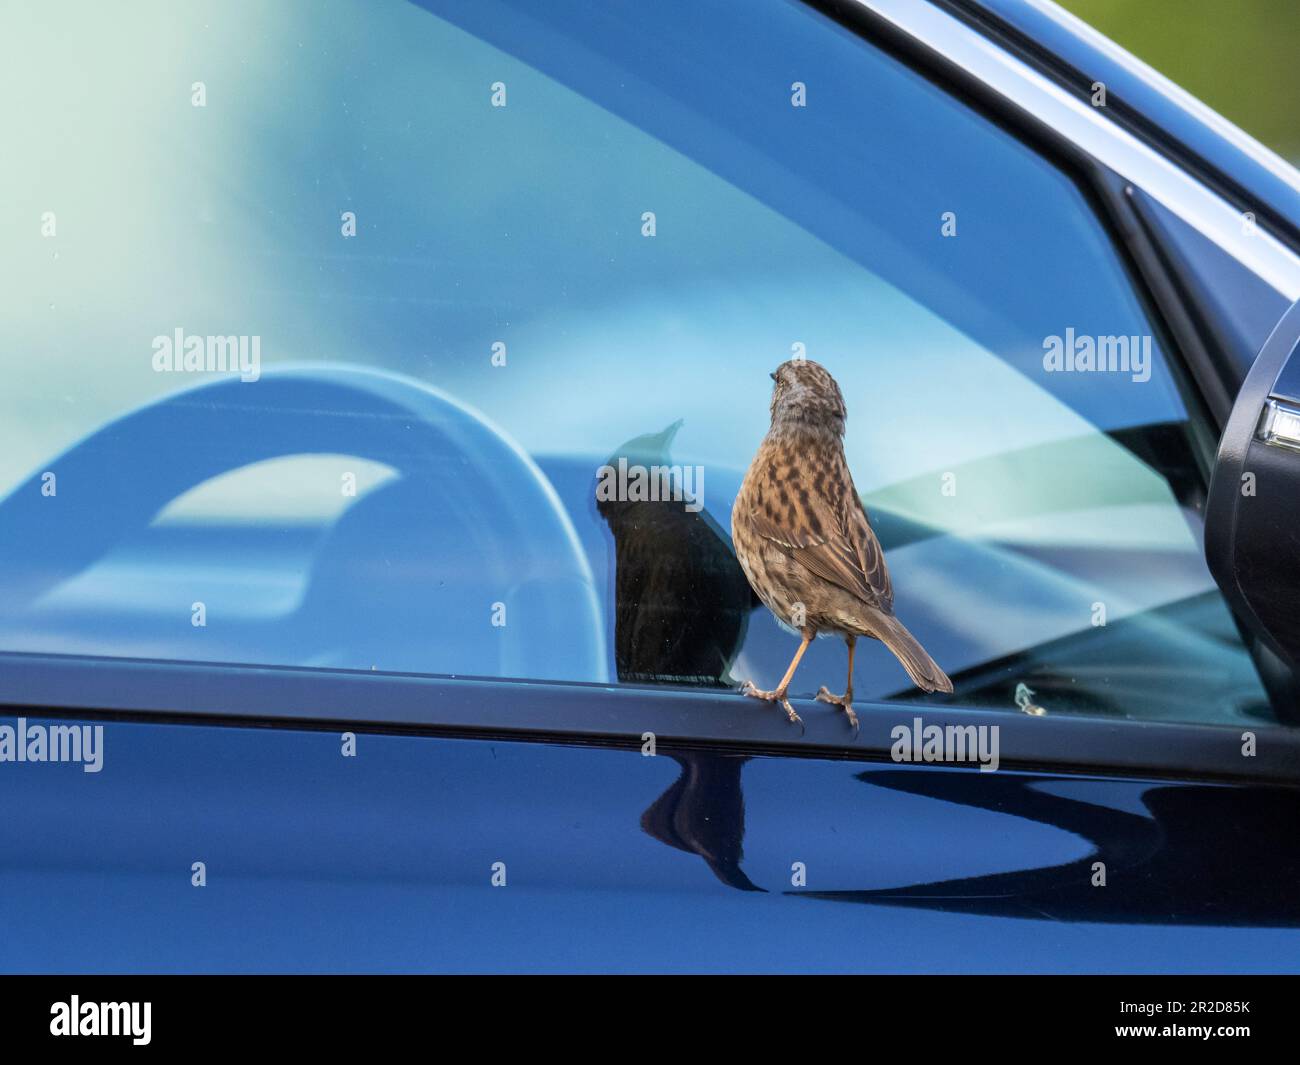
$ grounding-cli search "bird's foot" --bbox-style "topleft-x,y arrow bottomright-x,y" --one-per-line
816,687 -> 859,736
740,680 -> 804,732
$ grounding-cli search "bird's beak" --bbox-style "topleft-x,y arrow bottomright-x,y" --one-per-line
659,418 -> 684,447
769,371 -> 777,381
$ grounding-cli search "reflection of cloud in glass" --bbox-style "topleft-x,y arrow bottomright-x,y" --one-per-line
3,0 -> 1182,503
473,276 -> 1121,494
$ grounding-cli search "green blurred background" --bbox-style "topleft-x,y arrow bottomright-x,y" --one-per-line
1059,0 -> 1300,164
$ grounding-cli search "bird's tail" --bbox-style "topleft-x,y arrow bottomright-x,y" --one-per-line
876,614 -> 953,694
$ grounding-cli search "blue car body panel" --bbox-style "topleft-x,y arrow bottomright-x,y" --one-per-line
4,717 -> 1300,972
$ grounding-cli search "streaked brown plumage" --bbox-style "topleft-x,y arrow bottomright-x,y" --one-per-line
731,359 -> 953,730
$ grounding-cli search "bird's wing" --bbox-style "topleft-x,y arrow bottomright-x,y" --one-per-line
747,480 -> 893,613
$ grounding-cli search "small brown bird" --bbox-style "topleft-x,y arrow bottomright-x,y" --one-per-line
731,359 -> 953,730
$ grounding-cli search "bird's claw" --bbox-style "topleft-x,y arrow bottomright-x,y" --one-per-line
816,686 -> 860,737
740,680 -> 804,733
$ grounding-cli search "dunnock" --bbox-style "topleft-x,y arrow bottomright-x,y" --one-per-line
731,359 -> 952,731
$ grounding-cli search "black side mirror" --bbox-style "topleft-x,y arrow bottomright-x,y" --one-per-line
1206,298 -> 1300,679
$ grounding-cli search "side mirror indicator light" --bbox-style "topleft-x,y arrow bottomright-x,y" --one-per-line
1258,399 -> 1300,452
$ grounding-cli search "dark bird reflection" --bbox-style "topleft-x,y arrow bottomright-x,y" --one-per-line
640,752 -> 763,892
595,420 -> 758,687
594,423 -> 762,888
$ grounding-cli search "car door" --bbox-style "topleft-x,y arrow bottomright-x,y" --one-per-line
4,0 -> 1300,972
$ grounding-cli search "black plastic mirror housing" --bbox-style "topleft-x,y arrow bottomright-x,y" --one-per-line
1206,298 -> 1300,673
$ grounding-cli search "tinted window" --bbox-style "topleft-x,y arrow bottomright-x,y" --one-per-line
0,0 -> 1269,725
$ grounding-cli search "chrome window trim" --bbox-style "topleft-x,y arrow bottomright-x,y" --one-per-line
856,0 -> 1300,301
3,650 -> 1298,783
1025,0 -> 1300,200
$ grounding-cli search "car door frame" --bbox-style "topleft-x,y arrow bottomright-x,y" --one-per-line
4,0 -> 1300,789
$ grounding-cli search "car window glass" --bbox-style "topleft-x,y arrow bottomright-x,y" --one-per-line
0,0 -> 1271,726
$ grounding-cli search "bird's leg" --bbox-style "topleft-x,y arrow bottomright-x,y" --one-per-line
740,632 -> 812,729
817,636 -> 859,735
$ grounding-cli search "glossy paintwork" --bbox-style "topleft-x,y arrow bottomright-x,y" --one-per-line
3,717 -> 1297,972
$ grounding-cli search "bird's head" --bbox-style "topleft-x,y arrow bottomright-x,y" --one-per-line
596,418 -> 686,519
607,418 -> 684,467
768,359 -> 846,433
